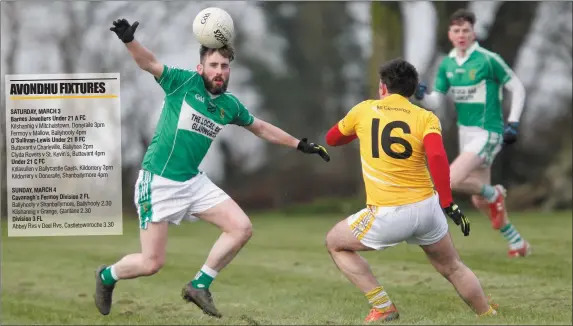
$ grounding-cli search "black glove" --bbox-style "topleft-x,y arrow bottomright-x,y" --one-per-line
297,138 -> 330,162
503,122 -> 519,145
444,203 -> 470,236
110,18 -> 139,43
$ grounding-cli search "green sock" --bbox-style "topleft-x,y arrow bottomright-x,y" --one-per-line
191,265 -> 218,289
500,223 -> 524,249
100,265 -> 118,286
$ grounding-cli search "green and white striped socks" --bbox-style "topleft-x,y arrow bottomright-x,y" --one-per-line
500,223 -> 524,250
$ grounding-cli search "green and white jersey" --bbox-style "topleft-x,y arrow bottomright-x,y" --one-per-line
434,42 -> 514,133
141,65 -> 255,182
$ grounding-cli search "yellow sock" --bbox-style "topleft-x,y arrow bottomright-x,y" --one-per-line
365,286 -> 393,311
478,305 -> 497,317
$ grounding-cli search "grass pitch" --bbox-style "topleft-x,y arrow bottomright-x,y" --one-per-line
2,210 -> 572,325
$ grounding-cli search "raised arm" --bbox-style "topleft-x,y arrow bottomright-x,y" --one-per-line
110,19 -> 163,79
125,41 -> 164,79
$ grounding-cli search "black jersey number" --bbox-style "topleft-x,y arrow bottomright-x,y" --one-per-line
371,119 -> 413,159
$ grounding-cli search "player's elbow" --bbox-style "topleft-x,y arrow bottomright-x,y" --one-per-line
515,80 -> 526,101
516,78 -> 526,94
506,75 -> 526,95
425,151 -> 441,162
426,151 -> 448,178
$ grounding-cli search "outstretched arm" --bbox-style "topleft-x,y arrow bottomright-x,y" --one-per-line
245,118 -> 330,161
245,118 -> 299,148
110,19 -> 163,79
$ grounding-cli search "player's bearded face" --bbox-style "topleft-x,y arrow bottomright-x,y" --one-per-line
200,55 -> 230,95
448,21 -> 475,51
202,71 -> 229,95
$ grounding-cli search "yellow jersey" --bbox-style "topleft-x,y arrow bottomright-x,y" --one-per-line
338,94 -> 442,207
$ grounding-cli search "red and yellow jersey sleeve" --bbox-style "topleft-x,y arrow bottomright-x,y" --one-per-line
421,111 -> 442,138
338,102 -> 366,136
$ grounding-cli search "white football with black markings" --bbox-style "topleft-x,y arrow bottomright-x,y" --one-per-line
193,7 -> 235,48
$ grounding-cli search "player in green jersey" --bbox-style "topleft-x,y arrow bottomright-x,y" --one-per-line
94,18 -> 330,318
414,9 -> 530,258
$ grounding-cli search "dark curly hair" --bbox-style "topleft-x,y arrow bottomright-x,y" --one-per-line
378,58 -> 419,98
199,44 -> 235,63
450,9 -> 476,27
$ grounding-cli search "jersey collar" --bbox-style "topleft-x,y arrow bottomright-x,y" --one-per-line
449,41 -> 479,65
208,92 -> 221,99
382,94 -> 408,103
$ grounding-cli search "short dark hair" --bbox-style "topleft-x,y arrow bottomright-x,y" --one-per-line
199,44 -> 235,63
378,58 -> 419,98
450,9 -> 476,27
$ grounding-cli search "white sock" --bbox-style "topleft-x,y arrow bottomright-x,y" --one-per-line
200,264 -> 219,278
110,265 -> 118,280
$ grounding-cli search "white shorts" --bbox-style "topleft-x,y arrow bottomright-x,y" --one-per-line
458,125 -> 503,167
347,194 -> 448,250
133,169 -> 230,229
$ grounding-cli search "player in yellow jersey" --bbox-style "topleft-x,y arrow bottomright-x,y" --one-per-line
324,58 -> 497,322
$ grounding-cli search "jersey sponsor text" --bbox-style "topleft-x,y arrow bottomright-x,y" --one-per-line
450,81 -> 486,104
178,101 -> 223,140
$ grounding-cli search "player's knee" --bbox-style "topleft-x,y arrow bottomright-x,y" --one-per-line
230,219 -> 253,244
325,227 -> 341,252
325,230 -> 334,251
239,222 -> 253,243
450,176 -> 464,191
471,195 -> 488,210
449,167 -> 467,191
141,256 -> 164,276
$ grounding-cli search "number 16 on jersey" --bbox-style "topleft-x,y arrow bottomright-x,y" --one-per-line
371,119 -> 413,160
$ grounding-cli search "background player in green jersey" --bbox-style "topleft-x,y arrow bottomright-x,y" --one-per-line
414,9 -> 530,258
95,18 -> 330,318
